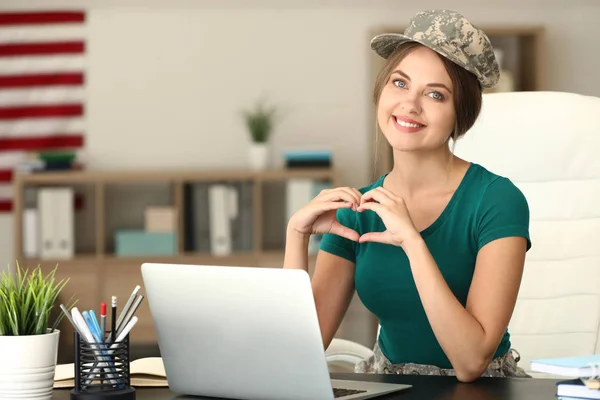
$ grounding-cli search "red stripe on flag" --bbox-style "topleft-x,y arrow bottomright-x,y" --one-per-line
0,169 -> 12,182
0,41 -> 84,57
0,199 -> 10,212
0,195 -> 85,213
0,11 -> 85,26
0,73 -> 84,88
0,135 -> 84,151
0,104 -> 83,119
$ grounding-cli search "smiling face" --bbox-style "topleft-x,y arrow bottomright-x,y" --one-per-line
376,44 -> 456,153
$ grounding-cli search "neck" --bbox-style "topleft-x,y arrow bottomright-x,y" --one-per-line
386,145 -> 459,198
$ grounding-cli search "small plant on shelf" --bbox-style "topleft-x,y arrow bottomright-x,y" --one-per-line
242,96 -> 279,144
242,96 -> 281,170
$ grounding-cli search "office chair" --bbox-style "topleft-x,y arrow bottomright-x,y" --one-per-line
453,91 -> 600,377
325,338 -> 374,373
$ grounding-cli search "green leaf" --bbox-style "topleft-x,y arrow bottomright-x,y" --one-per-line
0,262 -> 75,336
241,97 -> 279,143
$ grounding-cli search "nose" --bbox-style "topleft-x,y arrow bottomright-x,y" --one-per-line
400,91 -> 421,115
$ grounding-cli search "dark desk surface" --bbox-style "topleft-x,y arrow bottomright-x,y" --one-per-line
52,372 -> 560,399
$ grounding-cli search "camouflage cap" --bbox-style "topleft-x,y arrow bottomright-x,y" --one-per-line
370,9 -> 499,90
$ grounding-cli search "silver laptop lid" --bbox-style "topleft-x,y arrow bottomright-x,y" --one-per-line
141,263 -> 335,400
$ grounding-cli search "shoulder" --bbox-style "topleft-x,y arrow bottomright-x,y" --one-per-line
468,164 -> 531,250
470,164 -> 529,210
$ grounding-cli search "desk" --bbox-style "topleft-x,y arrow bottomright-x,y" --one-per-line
52,372 -> 560,399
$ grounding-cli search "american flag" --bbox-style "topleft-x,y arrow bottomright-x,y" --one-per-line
0,10 -> 85,212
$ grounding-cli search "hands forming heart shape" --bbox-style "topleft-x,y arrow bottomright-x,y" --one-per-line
288,186 -> 421,248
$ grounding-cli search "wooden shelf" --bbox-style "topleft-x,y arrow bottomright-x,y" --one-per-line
13,167 -> 337,184
13,167 -> 337,363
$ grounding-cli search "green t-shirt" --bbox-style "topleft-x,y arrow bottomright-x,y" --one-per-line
319,162 -> 531,369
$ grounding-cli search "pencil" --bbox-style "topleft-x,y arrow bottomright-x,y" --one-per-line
100,302 -> 106,342
110,296 -> 117,342
116,285 -> 140,332
59,304 -> 84,337
115,294 -> 144,338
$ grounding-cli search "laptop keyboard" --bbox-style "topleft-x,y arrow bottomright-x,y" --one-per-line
333,387 -> 368,398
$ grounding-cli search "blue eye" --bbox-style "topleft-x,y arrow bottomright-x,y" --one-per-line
393,80 -> 406,89
428,91 -> 444,101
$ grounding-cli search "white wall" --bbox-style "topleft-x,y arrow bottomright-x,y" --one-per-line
1,0 -> 599,271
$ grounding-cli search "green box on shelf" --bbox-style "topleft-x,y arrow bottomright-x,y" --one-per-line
115,230 -> 177,256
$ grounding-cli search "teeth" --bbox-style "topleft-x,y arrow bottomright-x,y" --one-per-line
395,117 -> 422,128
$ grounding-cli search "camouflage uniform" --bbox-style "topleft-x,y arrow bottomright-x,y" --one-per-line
370,9 -> 500,91
355,341 -> 531,378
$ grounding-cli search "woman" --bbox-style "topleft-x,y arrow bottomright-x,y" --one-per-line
283,9 -> 532,382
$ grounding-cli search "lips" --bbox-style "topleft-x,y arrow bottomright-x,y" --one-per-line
393,116 -> 426,133
394,116 -> 426,128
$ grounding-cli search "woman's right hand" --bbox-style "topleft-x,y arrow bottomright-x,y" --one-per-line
287,187 -> 362,242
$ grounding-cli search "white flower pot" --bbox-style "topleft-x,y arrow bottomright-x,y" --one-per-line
248,143 -> 269,170
0,329 -> 60,400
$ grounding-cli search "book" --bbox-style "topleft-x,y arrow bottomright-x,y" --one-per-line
53,357 -> 167,388
557,379 -> 600,399
531,354 -> 600,378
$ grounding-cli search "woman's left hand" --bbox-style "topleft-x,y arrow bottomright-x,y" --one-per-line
357,187 -> 421,248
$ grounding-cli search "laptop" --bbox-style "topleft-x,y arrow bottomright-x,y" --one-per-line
141,262 -> 411,400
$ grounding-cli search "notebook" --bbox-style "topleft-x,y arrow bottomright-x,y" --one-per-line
556,379 -> 600,399
530,355 -> 600,378
53,357 -> 168,388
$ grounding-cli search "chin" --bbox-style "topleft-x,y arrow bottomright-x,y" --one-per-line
382,133 -> 426,153
382,130 -> 450,155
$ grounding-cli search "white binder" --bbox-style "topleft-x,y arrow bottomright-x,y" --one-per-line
208,184 -> 234,256
38,187 -> 74,259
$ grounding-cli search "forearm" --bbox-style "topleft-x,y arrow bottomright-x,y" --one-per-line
283,227 -> 311,272
402,237 -> 491,381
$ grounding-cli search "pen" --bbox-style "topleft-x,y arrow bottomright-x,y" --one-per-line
82,310 -> 102,343
100,302 -> 106,343
71,307 -> 96,344
111,296 -> 117,342
115,294 -> 144,339
59,304 -> 85,337
113,316 -> 138,345
89,310 -> 104,344
116,285 -> 140,332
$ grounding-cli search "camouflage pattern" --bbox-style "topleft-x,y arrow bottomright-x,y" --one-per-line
355,341 -> 532,378
371,9 -> 500,90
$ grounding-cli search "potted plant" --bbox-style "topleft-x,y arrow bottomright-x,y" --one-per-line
0,262 -> 76,399
241,97 -> 279,170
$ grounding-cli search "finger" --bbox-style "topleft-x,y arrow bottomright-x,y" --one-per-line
359,231 -> 390,244
321,186 -> 361,205
311,200 -> 354,214
337,187 -> 362,205
318,190 -> 359,206
357,199 -> 387,214
329,221 -> 360,242
361,189 -> 393,205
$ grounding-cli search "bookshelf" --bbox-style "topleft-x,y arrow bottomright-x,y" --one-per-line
368,25 -> 547,180
12,167 -> 339,360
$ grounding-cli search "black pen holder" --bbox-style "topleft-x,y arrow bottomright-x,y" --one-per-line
70,331 -> 136,400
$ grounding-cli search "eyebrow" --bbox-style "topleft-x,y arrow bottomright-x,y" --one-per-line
391,69 -> 452,93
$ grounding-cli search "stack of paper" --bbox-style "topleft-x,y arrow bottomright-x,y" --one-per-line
531,355 -> 600,399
